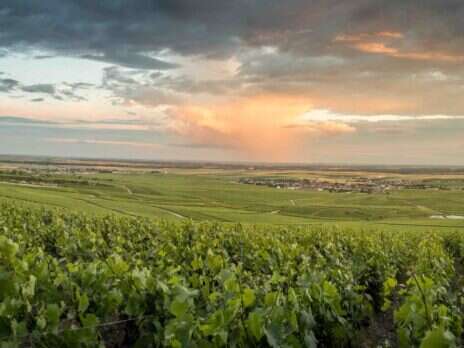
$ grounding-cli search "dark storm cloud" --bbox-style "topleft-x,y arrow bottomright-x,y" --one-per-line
2,1 -> 464,57
2,1 -> 464,67
0,0 -> 245,66
2,1 -> 464,115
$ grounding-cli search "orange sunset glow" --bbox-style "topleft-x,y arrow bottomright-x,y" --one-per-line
0,1 -> 463,164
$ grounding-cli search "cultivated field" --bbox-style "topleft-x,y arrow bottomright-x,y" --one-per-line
1,159 -> 464,347
0,160 -> 463,231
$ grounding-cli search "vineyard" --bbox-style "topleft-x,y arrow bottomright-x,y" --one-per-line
1,202 -> 464,347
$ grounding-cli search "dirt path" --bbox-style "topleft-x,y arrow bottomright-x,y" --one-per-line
120,185 -> 133,195
151,204 -> 186,219
359,309 -> 396,348
0,181 -> 58,189
168,211 -> 185,219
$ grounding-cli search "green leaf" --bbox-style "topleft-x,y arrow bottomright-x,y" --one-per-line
170,299 -> 190,318
110,255 -> 129,275
0,236 -> 19,263
301,310 -> 316,330
11,320 -> 27,337
191,257 -> 203,271
46,304 -> 62,330
206,252 -> 223,273
289,310 -> 298,331
383,277 -> 397,294
242,288 -> 256,308
21,275 -> 36,299
224,277 -> 239,293
78,293 -> 89,313
36,315 -> 46,330
381,299 -> 392,312
80,313 -> 99,328
397,327 -> 411,348
265,292 -> 278,306
264,323 -> 281,348
246,312 -> 264,341
288,287 -> 299,307
303,331 -> 318,348
420,327 -> 455,348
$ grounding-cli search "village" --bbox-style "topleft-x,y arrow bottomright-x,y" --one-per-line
238,177 -> 434,194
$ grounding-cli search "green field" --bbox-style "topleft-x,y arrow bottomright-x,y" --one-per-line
1,163 -> 464,347
0,167 -> 463,231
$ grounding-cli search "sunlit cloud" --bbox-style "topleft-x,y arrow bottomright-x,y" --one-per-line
166,96 -> 361,160
354,42 -> 464,62
376,31 -> 404,39
353,42 -> 397,55
167,95 -> 313,159
286,121 -> 356,135
298,109 -> 464,123
334,31 -> 403,43
335,31 -> 464,62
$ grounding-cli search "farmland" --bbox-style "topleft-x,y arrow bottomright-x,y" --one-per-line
0,160 -> 463,230
1,159 -> 464,347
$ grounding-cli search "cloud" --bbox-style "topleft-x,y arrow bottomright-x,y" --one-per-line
0,116 -> 51,124
102,67 -> 139,86
298,109 -> 464,123
0,116 -> 156,131
238,46 -> 344,78
21,84 -> 55,95
33,54 -> 55,60
335,30 -> 464,62
287,121 -> 356,135
64,82 -> 94,90
20,83 -> 87,102
1,1 -> 463,64
376,31 -> 404,39
2,1 -> 464,106
168,141 -> 232,150
61,89 -> 86,102
350,40 -> 464,63
167,95 -> 321,159
2,0 -> 464,163
45,138 -> 163,149
102,66 -> 185,107
0,77 -> 19,92
7,81 -> 89,102
82,51 -> 178,70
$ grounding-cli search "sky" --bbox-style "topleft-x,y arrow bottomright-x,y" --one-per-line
1,1 -> 464,165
